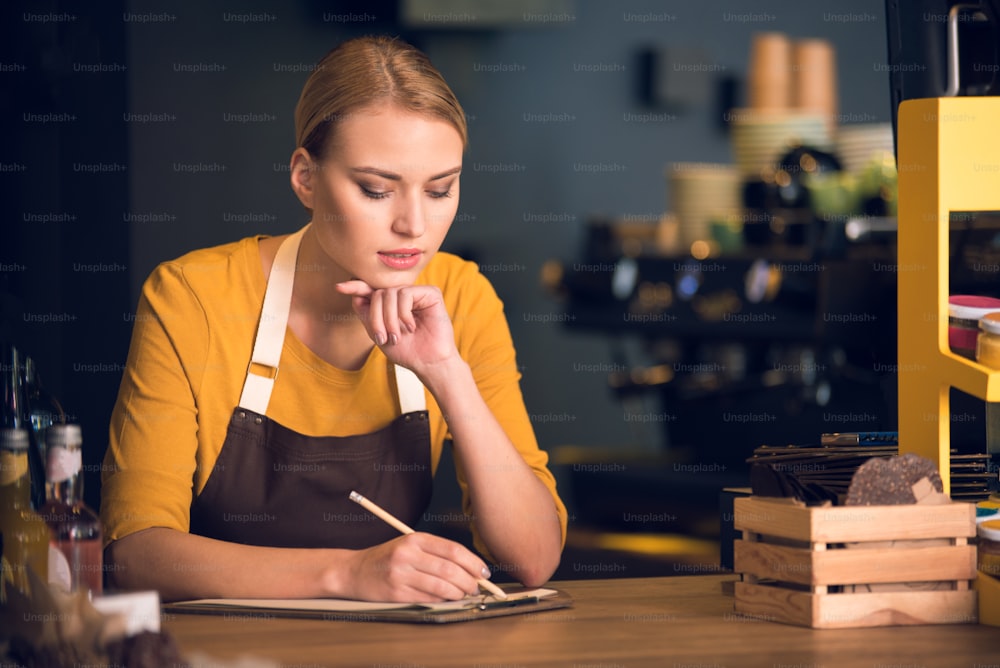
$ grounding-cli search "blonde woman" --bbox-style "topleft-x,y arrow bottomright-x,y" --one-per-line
101,36 -> 566,603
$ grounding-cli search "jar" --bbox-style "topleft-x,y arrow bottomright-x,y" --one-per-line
978,312 -> 1000,368
950,295 -> 1000,359
979,519 -> 1000,578
978,313 -> 1000,458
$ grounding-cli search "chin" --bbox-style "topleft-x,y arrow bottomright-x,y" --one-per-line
365,272 -> 421,290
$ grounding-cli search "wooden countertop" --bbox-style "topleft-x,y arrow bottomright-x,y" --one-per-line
163,574 -> 1000,667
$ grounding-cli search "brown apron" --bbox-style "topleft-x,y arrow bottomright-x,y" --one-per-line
189,225 -> 433,549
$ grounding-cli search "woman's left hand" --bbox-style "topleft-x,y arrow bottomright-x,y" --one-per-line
336,280 -> 458,374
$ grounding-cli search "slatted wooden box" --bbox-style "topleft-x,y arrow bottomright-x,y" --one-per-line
732,496 -> 978,629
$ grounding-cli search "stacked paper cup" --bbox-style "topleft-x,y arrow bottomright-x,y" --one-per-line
748,32 -> 792,110
836,123 -> 895,174
792,39 -> 838,133
667,163 -> 742,250
730,109 -> 832,178
731,33 -> 838,178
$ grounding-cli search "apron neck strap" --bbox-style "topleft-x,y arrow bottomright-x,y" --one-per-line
238,225 -> 307,414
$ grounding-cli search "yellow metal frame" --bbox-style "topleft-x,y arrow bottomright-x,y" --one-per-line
897,97 -> 1000,495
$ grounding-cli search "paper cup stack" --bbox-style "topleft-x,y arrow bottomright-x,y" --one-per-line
748,32 -> 793,110
732,33 -> 838,178
748,33 -> 837,123
667,163 -> 742,249
792,39 -> 838,133
730,108 -> 832,178
836,123 -> 895,175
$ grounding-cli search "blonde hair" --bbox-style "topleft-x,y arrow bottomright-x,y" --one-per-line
295,35 -> 468,158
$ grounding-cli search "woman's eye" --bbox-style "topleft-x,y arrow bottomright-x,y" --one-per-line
360,185 -> 389,200
428,180 -> 457,199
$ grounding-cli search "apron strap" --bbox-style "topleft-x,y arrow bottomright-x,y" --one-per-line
238,226 -> 307,414
394,364 -> 426,414
238,224 -> 427,416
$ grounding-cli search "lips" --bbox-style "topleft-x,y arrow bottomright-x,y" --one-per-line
377,249 -> 422,270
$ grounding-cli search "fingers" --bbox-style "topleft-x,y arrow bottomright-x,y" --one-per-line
379,288 -> 400,345
397,289 -> 416,334
413,533 -> 491,587
367,534 -> 490,602
335,280 -> 373,297
366,289 -> 387,346
337,280 -> 389,345
336,283 -> 440,349
375,289 -> 418,344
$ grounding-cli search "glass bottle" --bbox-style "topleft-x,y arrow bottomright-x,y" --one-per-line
38,423 -> 103,595
0,427 -> 50,600
1,344 -> 51,509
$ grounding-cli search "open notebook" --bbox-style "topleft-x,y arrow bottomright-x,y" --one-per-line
164,587 -> 573,624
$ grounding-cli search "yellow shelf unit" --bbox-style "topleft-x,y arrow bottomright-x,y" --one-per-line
897,96 -> 1000,495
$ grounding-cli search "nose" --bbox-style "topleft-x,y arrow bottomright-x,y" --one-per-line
391,190 -> 425,238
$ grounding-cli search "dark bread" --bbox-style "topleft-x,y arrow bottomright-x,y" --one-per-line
845,453 -> 943,506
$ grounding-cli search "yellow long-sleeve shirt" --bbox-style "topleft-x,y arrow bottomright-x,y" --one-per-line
100,235 -> 567,558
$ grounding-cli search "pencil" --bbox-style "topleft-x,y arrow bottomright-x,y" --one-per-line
349,490 -> 508,599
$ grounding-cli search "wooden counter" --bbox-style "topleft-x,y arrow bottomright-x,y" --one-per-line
163,574 -> 1000,667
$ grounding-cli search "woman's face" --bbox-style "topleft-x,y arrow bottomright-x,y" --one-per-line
293,104 -> 464,289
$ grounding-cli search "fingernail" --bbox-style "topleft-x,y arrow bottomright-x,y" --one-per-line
389,333 -> 398,345
481,566 -> 492,579
375,333 -> 386,346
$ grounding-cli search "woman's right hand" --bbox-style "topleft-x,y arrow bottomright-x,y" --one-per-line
333,533 -> 491,603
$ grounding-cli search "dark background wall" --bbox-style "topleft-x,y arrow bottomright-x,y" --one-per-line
3,1 -> 130,509
4,0 -> 891,512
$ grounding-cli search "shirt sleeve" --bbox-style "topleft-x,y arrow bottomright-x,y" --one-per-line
445,264 -> 569,559
100,262 -> 208,543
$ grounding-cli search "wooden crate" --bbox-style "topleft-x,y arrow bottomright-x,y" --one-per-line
732,496 -> 978,629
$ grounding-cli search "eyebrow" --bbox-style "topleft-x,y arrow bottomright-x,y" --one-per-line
350,166 -> 462,182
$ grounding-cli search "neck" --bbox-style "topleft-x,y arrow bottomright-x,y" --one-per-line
293,224 -> 358,321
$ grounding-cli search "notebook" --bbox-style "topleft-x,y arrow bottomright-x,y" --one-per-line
163,587 -> 573,624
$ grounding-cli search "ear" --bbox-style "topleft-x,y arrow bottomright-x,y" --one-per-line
289,148 -> 317,210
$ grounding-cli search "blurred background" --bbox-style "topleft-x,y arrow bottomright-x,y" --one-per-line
7,0 -> 996,580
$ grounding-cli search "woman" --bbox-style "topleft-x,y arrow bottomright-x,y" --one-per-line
100,35 -> 567,603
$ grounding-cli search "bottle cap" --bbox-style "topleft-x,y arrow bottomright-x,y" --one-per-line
46,424 -> 82,449
0,428 -> 30,452
976,501 -> 1000,519
980,519 -> 1000,542
980,312 -> 1000,336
